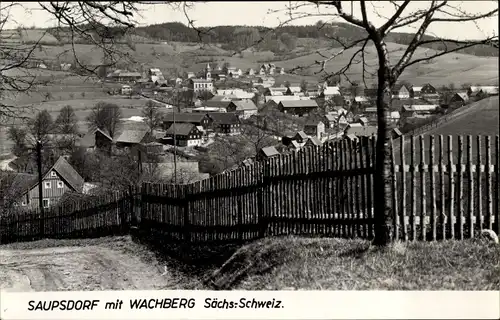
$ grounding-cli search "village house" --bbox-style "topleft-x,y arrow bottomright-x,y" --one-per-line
207,112 -> 241,135
247,68 -> 256,76
163,113 -> 212,131
121,84 -> 132,95
321,86 -> 341,99
114,129 -> 152,149
278,100 -> 319,117
294,131 -> 309,144
10,156 -> 84,209
304,136 -> 322,148
400,105 -> 439,121
188,78 -> 213,92
76,128 -> 113,153
162,123 -> 203,147
392,83 -> 411,99
467,86 -> 499,97
411,83 -> 438,98
303,119 -> 326,140
107,70 -> 142,83
449,92 -> 469,108
226,100 -> 258,119
203,100 -> 232,110
256,146 -> 280,161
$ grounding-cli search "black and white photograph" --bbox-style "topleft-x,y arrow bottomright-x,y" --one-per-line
0,0 -> 499,295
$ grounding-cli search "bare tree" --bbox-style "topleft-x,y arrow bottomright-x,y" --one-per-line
28,110 -> 54,145
271,1 -> 498,245
142,100 -> 162,136
86,102 -> 122,138
55,105 -> 78,135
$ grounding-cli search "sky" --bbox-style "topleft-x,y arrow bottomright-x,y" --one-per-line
2,1 -> 498,41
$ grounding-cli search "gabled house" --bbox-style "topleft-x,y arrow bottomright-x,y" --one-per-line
163,123 -> 203,147
304,136 -> 322,148
392,83 -> 411,99
163,113 -> 212,130
207,112 -> 241,135
256,146 -> 280,161
278,100 -> 318,117
401,105 -> 438,118
303,119 -> 326,140
247,68 -> 256,76
76,128 -> 113,153
322,86 -> 341,99
294,131 -> 309,144
226,100 -> 258,119
114,129 -> 152,149
12,156 -> 84,209
449,92 -> 469,108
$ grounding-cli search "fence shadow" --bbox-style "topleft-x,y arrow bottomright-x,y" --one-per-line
130,227 -> 248,282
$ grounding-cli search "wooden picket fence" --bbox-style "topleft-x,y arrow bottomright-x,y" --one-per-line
0,135 -> 498,245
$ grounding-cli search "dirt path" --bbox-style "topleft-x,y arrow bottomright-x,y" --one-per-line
0,236 -> 190,292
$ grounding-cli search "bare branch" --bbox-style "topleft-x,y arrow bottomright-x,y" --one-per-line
378,0 -> 411,35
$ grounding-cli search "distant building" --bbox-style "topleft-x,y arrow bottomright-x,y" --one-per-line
163,113 -> 211,131
207,112 -> 241,135
8,157 -> 84,209
303,119 -> 326,140
76,128 -> 113,153
163,123 -> 203,147
278,100 -> 319,116
226,100 -> 258,119
392,83 -> 411,99
449,92 -> 469,108
256,146 -> 280,161
188,78 -> 213,92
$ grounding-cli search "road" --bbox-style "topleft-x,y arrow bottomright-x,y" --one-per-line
0,236 -> 178,292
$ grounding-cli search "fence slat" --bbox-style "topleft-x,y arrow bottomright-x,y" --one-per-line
429,135 -> 436,241
439,135 -> 446,240
410,136 -> 417,241
458,135 -> 464,240
390,137 -> 399,241
485,136 -> 492,230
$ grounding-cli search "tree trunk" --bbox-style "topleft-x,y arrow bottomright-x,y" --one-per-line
372,65 -> 394,246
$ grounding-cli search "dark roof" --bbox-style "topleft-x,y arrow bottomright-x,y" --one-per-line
203,100 -> 232,109
26,156 -> 84,193
163,112 -> 207,123
279,100 -> 318,108
230,100 -> 257,111
115,130 -> 149,144
207,112 -> 240,124
77,128 -> 112,148
294,131 -> 308,140
304,118 -> 324,126
393,83 -> 410,92
165,123 -> 197,136
305,136 -> 322,146
260,146 -> 280,157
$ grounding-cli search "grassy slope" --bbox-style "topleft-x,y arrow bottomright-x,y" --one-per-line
393,96 -> 499,165
208,236 -> 500,290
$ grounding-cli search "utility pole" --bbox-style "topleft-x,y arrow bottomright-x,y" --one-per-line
36,140 -> 44,233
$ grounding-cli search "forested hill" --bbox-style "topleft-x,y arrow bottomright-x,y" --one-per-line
134,22 -> 499,57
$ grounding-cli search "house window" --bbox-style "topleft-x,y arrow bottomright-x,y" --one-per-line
44,181 -> 51,189
51,171 -> 57,177
43,198 -> 50,208
57,181 -> 64,189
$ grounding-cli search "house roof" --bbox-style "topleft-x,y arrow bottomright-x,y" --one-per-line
393,83 -> 410,91
455,92 -> 469,101
164,123 -> 197,136
230,100 -> 257,111
305,136 -> 322,146
204,100 -> 232,109
348,123 -> 363,128
403,105 -> 438,112
365,107 -> 377,113
359,116 -> 369,123
77,128 -> 112,148
279,100 -> 319,108
260,146 -> 280,157
295,131 -> 308,140
115,130 -> 149,144
345,125 -> 378,137
325,114 -> 337,121
164,112 -> 207,123
208,112 -> 240,124
290,140 -> 301,149
354,96 -> 369,103
304,118 -> 324,126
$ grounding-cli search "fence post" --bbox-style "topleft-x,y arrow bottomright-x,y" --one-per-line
258,161 -> 266,238
183,184 -> 191,243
